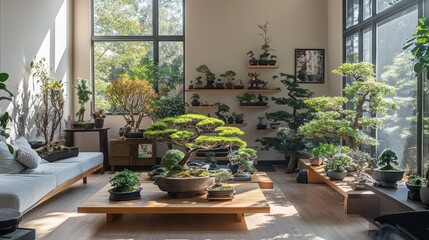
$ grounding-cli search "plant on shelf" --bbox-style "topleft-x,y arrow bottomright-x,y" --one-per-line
257,22 -> 274,65
234,79 -> 245,89
232,112 -> 244,124
75,78 -> 92,123
153,96 -> 186,120
256,94 -> 268,106
106,78 -> 158,134
0,72 -> 14,153
196,64 -> 216,89
215,79 -> 224,89
92,108 -> 107,128
299,62 -> 398,150
194,76 -> 203,89
108,169 -> 142,201
326,153 -> 351,181
220,70 -> 236,89
190,93 -> 201,107
215,103 -> 230,123
406,174 -> 427,198
236,92 -> 256,106
346,149 -> 376,183
372,149 -> 404,188
188,80 -> 194,89
228,148 -> 256,180
421,169 -> 429,206
207,168 -> 235,197
257,116 -> 267,130
247,50 -> 258,65
269,55 -> 277,66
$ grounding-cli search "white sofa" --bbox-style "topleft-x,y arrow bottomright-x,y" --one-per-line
0,152 -> 103,213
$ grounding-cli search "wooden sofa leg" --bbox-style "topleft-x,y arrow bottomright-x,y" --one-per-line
83,177 -> 87,184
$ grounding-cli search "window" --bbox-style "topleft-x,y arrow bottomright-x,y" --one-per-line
92,0 -> 185,110
343,0 -> 421,174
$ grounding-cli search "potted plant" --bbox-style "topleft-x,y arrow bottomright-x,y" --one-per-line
220,70 -> 236,89
236,93 -> 256,106
232,112 -> 244,124
346,149 -> 376,190
188,80 -> 194,89
228,148 -> 256,181
75,78 -> 92,124
106,78 -> 157,137
215,79 -> 224,89
108,169 -> 142,201
92,108 -> 107,128
269,55 -> 277,66
206,169 -> 235,197
247,50 -> 258,66
215,103 -> 230,123
196,64 -> 216,89
234,79 -> 245,89
310,143 -> 328,166
420,169 -> 429,206
326,153 -> 351,181
256,94 -> 268,106
406,174 -> 427,200
372,149 -> 405,188
257,116 -> 267,129
257,22 -> 274,65
190,93 -> 201,106
194,76 -> 203,89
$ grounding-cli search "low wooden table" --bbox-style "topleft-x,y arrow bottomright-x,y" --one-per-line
141,172 -> 273,189
78,182 -> 270,223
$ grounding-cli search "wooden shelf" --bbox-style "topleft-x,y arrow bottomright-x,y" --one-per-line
239,106 -> 270,109
194,156 -> 229,161
256,128 -> 275,132
224,123 -> 248,127
247,65 -> 279,69
185,88 -> 281,93
189,105 -> 216,109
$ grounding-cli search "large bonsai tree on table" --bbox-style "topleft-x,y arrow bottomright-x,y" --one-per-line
299,62 -> 398,150
144,114 -> 246,166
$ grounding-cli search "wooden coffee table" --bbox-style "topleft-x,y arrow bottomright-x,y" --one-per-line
78,182 -> 270,223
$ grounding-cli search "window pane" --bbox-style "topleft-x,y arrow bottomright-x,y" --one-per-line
345,33 -> 359,63
159,0 -> 183,36
346,0 -> 359,28
159,41 -> 184,96
364,0 -> 372,20
376,5 -> 418,173
377,0 -> 402,14
94,0 -> 153,36
94,41 -> 154,110
363,28 -> 372,63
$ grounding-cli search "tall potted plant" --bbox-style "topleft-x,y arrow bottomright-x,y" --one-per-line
372,149 -> 404,188
75,78 -> 92,123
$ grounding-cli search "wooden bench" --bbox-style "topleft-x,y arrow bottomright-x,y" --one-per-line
298,159 -> 378,215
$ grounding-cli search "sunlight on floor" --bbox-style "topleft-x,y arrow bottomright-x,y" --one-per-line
26,212 -> 84,238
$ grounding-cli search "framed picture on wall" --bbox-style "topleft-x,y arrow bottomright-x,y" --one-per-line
138,144 -> 153,158
295,49 -> 325,83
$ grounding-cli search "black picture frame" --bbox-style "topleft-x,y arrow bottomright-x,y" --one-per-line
295,49 -> 325,84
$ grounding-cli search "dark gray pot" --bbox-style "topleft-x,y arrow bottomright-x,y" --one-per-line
372,169 -> 405,188
108,187 -> 142,201
420,186 -> 429,206
153,176 -> 215,198
327,170 -> 347,180
207,188 -> 235,197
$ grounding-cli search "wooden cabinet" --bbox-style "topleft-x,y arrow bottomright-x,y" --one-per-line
109,139 -> 156,170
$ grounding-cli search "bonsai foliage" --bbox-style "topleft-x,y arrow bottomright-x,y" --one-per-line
106,78 -> 157,132
109,169 -> 141,192
299,62 -> 398,150
220,70 -> 236,84
403,17 -> 429,78
144,114 -> 246,166
0,72 -> 14,153
75,78 -> 92,122
196,64 -> 216,87
228,148 -> 257,173
326,153 -> 351,172
153,96 -> 186,120
377,149 -> 400,171
31,58 -> 65,149
160,149 -> 185,175
209,168 -> 234,191
258,22 -> 273,59
408,174 -> 427,186
232,112 -> 244,122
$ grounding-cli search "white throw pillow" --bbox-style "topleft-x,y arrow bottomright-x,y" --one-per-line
0,141 -> 26,173
12,137 -> 42,169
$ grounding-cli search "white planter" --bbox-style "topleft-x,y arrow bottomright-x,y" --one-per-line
420,186 -> 429,206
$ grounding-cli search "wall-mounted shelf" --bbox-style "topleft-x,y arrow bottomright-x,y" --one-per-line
247,65 -> 279,69
186,88 -> 281,93
224,123 -> 248,128
189,105 -> 216,109
239,106 -> 270,109
256,128 -> 275,132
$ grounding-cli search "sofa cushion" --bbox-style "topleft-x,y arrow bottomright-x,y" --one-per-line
12,137 -> 42,169
22,162 -> 82,186
0,142 -> 26,174
55,152 -> 103,172
0,174 -> 56,212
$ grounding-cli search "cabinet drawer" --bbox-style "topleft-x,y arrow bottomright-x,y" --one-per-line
109,157 -> 131,166
135,158 -> 156,166
109,144 -> 130,157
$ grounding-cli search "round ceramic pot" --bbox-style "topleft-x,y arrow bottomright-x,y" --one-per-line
108,187 -> 142,201
233,172 -> 252,181
372,169 -> 405,188
94,118 -> 104,128
153,176 -> 215,198
327,170 -> 347,180
406,183 -> 422,194
207,188 -> 236,197
310,158 -> 323,166
420,186 -> 429,206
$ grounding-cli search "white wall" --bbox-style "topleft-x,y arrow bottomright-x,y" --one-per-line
0,0 -> 73,140
327,0 -> 343,97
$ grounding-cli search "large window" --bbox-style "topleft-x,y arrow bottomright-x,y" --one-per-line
92,0 -> 185,110
343,0 -> 421,174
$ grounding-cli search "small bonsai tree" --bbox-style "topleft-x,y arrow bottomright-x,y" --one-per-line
228,148 -> 257,174
408,174 -> 427,186
232,112 -> 244,123
106,78 -> 158,132
236,93 -> 256,105
196,64 -> 216,88
31,58 -> 65,149
299,62 -> 398,150
258,22 -> 273,60
208,168 -> 234,191
75,78 -> 92,122
377,149 -> 400,171
0,72 -> 14,152
215,103 -> 230,121
144,114 -> 246,166
247,50 -> 256,60
326,153 -> 351,172
109,169 -> 141,192
220,70 -> 236,84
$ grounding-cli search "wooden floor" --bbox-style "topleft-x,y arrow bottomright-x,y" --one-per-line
21,166 -> 372,240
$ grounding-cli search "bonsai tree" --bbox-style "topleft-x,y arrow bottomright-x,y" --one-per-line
299,62 -> 398,150
377,149 -> 400,171
257,22 -> 274,61
31,58 -> 65,149
106,78 -> 158,132
196,64 -> 216,88
247,50 -> 257,65
236,93 -> 256,106
220,70 -> 236,84
153,96 -> 186,120
109,169 -> 141,192
0,72 -> 14,153
215,103 -> 230,122
408,174 -> 427,186
208,168 -> 234,191
144,114 -> 246,166
326,153 -> 351,172
257,94 -> 268,106
75,78 -> 92,122
232,112 -> 244,124
228,148 -> 256,173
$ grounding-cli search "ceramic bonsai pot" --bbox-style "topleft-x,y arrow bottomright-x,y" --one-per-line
406,183 -> 421,194
233,172 -> 251,181
108,187 -> 142,201
153,176 -> 215,198
40,147 -> 79,162
327,170 -> 347,180
372,169 -> 405,188
94,118 -> 104,128
207,188 -> 235,197
310,158 -> 323,166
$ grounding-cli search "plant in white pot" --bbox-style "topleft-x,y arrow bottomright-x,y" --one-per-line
326,153 -> 351,181
372,149 -> 404,188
